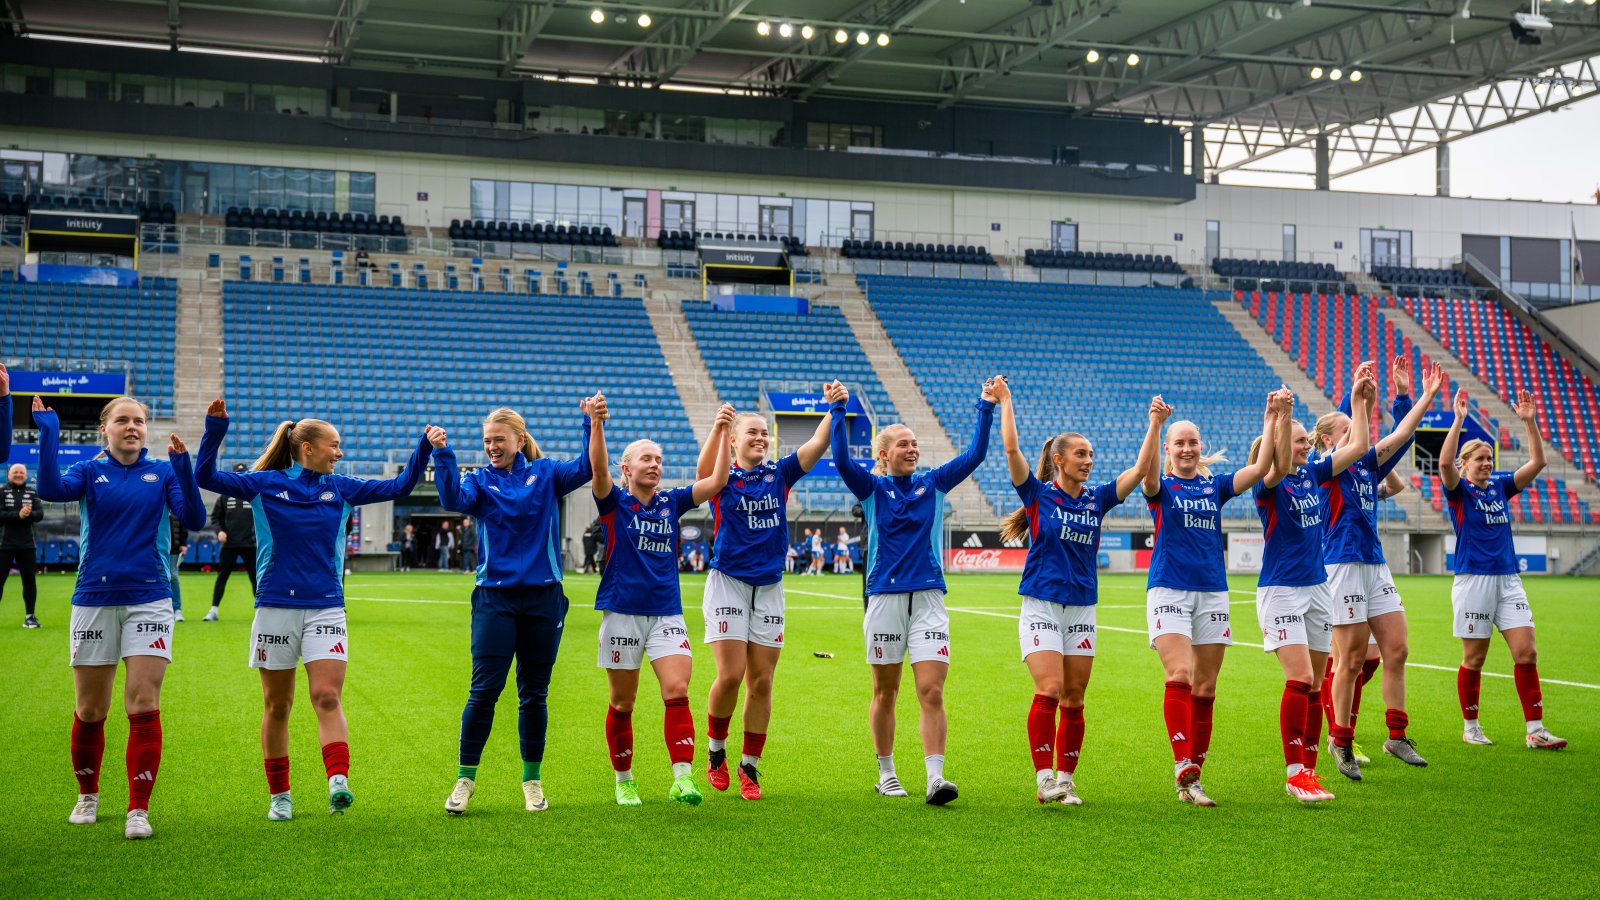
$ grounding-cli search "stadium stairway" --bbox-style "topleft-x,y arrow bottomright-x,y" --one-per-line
1212,295 -> 1428,526
642,292 -> 724,432
827,284 -> 995,523
172,268 -> 224,436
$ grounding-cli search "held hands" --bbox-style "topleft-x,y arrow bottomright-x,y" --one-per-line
1352,361 -> 1377,403
1422,362 -> 1446,398
424,425 -> 448,449
208,398 -> 228,418
581,393 -> 609,422
1391,355 -> 1412,395
1514,389 -> 1538,423
1453,389 -> 1470,417
0,362 -> 8,396
1149,395 -> 1173,425
713,403 -> 736,433
168,434 -> 188,455
823,380 -> 849,405
18,504 -> 30,518
984,375 -> 1010,404
31,395 -> 50,414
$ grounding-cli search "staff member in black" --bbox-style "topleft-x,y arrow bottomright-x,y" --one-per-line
1,463 -> 44,628
204,463 -> 257,622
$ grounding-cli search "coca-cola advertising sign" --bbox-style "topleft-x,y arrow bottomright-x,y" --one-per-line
946,548 -> 1029,570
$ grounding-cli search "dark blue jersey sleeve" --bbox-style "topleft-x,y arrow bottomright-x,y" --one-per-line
196,416 -> 263,499
829,400 -> 875,501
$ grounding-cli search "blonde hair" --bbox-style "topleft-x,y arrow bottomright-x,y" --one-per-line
619,438 -> 662,491
1311,411 -> 1347,454
1163,420 -> 1228,477
999,433 -> 1086,543
484,407 -> 542,461
872,424 -> 914,475
1457,438 -> 1494,470
95,396 -> 151,458
254,418 -> 336,471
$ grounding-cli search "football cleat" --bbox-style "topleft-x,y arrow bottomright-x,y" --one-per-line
202,608 -> 219,622
268,792 -> 294,821
1525,727 -> 1568,750
68,793 -> 98,825
523,779 -> 548,811
925,777 -> 959,806
1351,741 -> 1370,765
707,749 -> 730,792
328,774 -> 353,814
445,777 -> 474,815
1175,760 -> 1201,791
1179,781 -> 1218,807
1331,742 -> 1362,781
1286,771 -> 1331,803
125,809 -> 153,840
614,779 -> 642,807
668,773 -> 703,806
1036,774 -> 1070,804
1462,723 -> 1494,745
1383,738 -> 1429,766
23,614 -> 40,629
738,763 -> 762,801
1056,775 -> 1083,807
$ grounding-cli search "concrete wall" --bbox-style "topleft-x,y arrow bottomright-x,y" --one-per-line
1545,301 -> 1600,361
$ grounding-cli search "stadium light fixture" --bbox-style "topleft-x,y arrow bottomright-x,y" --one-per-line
1126,53 -> 1140,66
834,29 -> 849,43
589,8 -> 605,25
801,25 -> 815,39
1587,0 -> 1597,6
1329,67 -> 1343,80
779,22 -> 793,38
1309,65 -> 1324,79
637,13 -> 651,27
1085,49 -> 1100,63
1349,69 -> 1363,82
757,20 -> 771,36
876,33 -> 890,47
856,30 -> 870,45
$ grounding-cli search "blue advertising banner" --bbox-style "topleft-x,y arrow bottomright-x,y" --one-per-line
7,444 -> 103,468
767,391 -> 868,416
9,371 -> 127,396
769,389 -> 873,478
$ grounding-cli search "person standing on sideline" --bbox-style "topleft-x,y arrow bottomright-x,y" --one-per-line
582,520 -> 603,574
205,465 -> 258,622
460,517 -> 478,574
167,513 -> 189,623
1,463 -> 45,628
436,520 -> 455,571
400,523 -> 418,571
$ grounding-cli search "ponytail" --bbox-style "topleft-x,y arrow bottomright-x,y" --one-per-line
484,407 -> 542,461
1247,435 -> 1265,466
999,433 -> 1084,544
1311,411 -> 1346,456
253,418 -> 334,471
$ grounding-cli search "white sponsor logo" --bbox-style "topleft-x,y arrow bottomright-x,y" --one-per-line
962,533 -> 983,548
95,475 -> 110,484
949,549 -> 1002,569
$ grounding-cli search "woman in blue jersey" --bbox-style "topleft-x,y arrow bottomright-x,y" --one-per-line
1440,388 -> 1564,750
197,399 -> 431,821
1250,377 -> 1370,803
1312,358 -> 1444,776
1142,389 -> 1283,807
827,375 -> 997,806
696,406 -> 833,800
998,392 -> 1170,807
34,395 -> 205,840
432,404 -> 598,816
589,393 -> 732,808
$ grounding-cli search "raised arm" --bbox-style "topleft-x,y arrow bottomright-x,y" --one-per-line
1438,389 -> 1469,491
1329,372 -> 1373,475
553,413 -> 597,495
929,376 -> 999,494
695,403 -> 735,479
196,400 -> 262,498
1511,389 -> 1546,492
1118,396 -> 1171,500
998,379 -> 1029,487
165,430 -> 207,531
793,409 -> 834,473
1378,469 -> 1408,500
588,393 -> 612,498
1231,392 -> 1281,495
337,431 -> 431,505
428,425 -> 480,515
826,380 -> 874,501
30,399 -> 86,502
691,405 -> 735,505
1376,361 -> 1443,466
1263,389 -> 1294,488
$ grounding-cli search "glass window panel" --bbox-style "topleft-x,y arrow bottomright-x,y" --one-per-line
555,183 -> 578,220
509,183 -> 533,222
470,179 -> 494,220
493,181 -> 510,220
579,185 -> 601,220
737,196 -> 757,232
533,182 -> 555,220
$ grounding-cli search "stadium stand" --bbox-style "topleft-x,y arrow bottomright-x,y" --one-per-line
1400,295 -> 1600,492
841,239 -> 994,266
863,275 -> 1310,518
226,208 -> 406,250
1213,258 -> 1353,295
0,193 -> 175,223
659,231 -> 809,257
1371,265 -> 1477,297
449,219 -> 616,248
220,283 -> 697,474
681,299 -> 896,511
1024,248 -> 1186,278
0,279 -> 179,418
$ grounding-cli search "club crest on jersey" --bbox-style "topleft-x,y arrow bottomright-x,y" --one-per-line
1302,479 -> 1313,490
141,473 -> 159,482
319,491 -> 335,501
914,486 -> 927,497
525,474 -> 536,486
764,474 -> 774,483
1201,487 -> 1214,495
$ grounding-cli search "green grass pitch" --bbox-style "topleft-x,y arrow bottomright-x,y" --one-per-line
1,571 -> 1596,897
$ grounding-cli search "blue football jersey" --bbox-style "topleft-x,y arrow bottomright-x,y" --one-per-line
709,454 -> 807,586
1254,457 -> 1335,587
1446,473 -> 1523,575
1146,472 -> 1240,592
596,484 -> 700,615
1015,475 -> 1124,606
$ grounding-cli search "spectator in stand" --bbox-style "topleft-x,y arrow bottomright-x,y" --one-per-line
355,248 -> 373,270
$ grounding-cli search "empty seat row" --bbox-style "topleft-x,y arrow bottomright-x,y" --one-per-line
841,240 -> 994,266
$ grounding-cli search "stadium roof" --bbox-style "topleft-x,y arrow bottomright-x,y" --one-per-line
12,0 -> 1600,180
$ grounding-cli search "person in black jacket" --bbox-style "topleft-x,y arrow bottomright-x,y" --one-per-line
1,463 -> 45,628
169,511 -> 189,622
582,518 -> 604,574
205,463 -> 258,622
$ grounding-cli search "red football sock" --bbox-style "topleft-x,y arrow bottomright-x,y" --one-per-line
1320,658 -> 1335,722
1457,666 -> 1482,720
1513,663 -> 1544,723
71,714 -> 106,794
741,731 -> 767,761
605,706 -> 634,772
1351,657 -> 1378,732
1280,681 -> 1310,767
1057,705 -> 1085,775
1163,681 -> 1192,763
708,714 -> 732,743
1329,723 -> 1354,749
1190,695 -> 1215,768
1027,694 -> 1056,773
125,710 -> 162,812
265,756 -> 291,795
320,741 -> 350,779
1303,691 -> 1324,769
1385,708 -> 1409,741
663,697 -> 695,765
